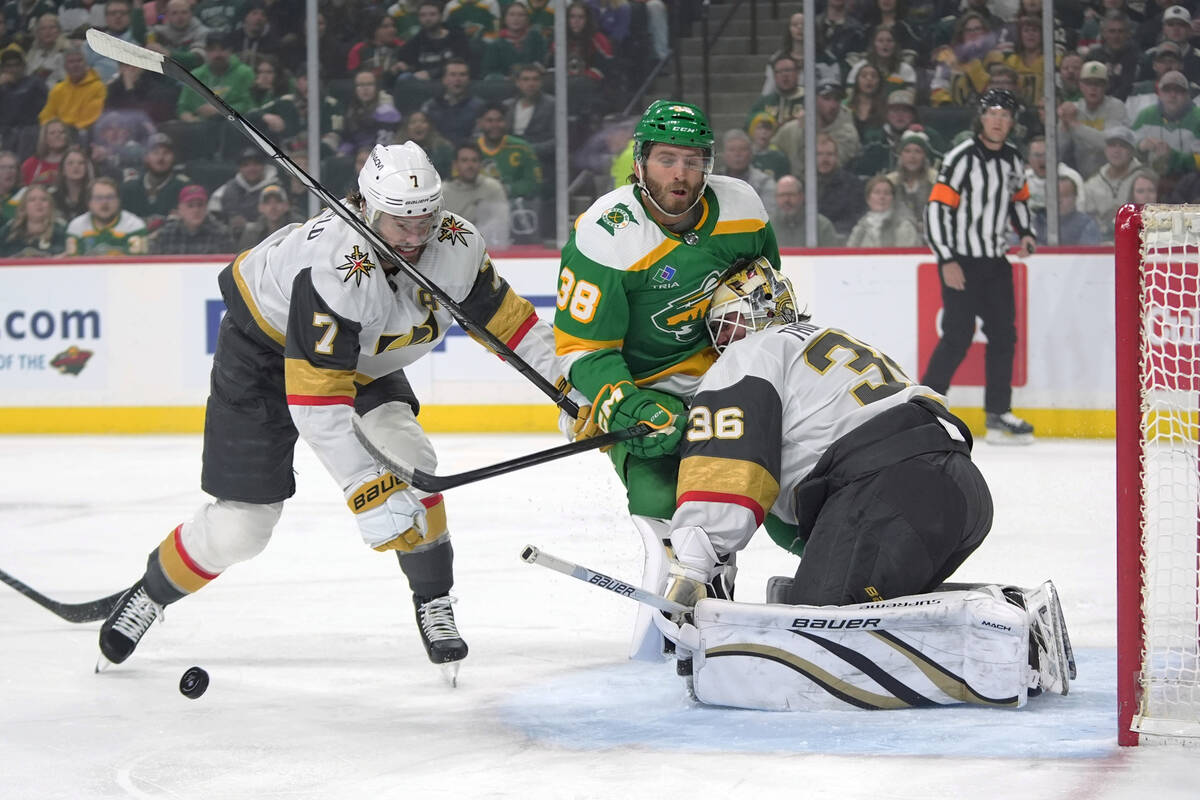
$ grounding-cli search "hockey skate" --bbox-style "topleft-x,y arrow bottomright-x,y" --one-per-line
96,580 -> 163,672
413,594 -> 468,687
1004,581 -> 1073,696
985,412 -> 1035,445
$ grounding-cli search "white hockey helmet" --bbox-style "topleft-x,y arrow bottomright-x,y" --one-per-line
357,141 -> 443,243
707,256 -> 799,352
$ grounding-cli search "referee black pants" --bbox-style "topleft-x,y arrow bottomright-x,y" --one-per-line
921,255 -> 1016,415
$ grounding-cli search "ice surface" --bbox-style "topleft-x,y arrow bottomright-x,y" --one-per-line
0,435 -> 1195,799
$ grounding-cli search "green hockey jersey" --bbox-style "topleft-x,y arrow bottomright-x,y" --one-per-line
554,175 -> 779,402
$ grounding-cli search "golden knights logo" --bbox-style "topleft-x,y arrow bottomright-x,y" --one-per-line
651,271 -> 721,342
374,290 -> 442,352
596,202 -> 638,235
337,245 -> 376,286
438,214 -> 472,246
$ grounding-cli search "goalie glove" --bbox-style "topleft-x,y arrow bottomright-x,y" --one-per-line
345,469 -> 428,552
592,381 -> 685,459
663,525 -> 733,623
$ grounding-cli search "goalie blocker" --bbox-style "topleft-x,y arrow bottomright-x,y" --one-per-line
657,582 -> 1072,711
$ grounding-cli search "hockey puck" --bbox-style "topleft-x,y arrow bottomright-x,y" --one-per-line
179,666 -> 209,699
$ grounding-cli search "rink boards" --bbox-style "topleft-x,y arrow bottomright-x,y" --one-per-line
0,247 -> 1117,435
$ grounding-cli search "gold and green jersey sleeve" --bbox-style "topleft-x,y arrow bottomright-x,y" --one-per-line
554,177 -> 780,402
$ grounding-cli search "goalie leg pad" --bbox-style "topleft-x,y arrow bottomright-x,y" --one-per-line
629,514 -> 671,662
689,589 -> 1030,711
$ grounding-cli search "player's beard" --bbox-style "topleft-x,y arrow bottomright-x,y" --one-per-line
643,173 -> 703,218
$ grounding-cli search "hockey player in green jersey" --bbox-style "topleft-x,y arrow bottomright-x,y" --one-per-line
553,100 -> 779,659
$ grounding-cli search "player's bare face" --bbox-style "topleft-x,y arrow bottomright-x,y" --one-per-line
641,144 -> 708,218
376,212 -> 436,255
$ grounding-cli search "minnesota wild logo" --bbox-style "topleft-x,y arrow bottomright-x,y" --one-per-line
337,245 -> 376,286
651,271 -> 721,342
437,214 -> 472,246
596,202 -> 639,235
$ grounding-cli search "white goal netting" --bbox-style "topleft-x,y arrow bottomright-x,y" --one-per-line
1134,204 -> 1200,741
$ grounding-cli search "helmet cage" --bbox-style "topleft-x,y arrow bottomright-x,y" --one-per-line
707,257 -> 798,352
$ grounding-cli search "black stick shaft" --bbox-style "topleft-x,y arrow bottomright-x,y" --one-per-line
354,419 -> 652,492
0,568 -> 124,623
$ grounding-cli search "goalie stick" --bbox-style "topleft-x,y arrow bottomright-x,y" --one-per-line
352,418 -> 653,492
0,567 -> 124,623
521,545 -> 689,614
84,28 -> 577,418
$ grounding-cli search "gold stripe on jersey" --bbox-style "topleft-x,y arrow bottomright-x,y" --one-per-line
477,287 -> 536,343
677,454 -> 780,515
711,218 -> 767,236
554,328 -> 624,356
230,249 -> 286,346
284,358 -> 357,398
628,237 -> 681,272
636,347 -> 718,385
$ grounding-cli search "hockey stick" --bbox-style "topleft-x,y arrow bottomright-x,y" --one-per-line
353,418 -> 653,492
0,567 -> 124,623
84,28 -> 577,418
520,545 -> 689,614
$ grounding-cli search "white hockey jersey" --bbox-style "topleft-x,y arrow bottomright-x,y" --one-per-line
671,320 -> 946,559
222,206 -> 558,490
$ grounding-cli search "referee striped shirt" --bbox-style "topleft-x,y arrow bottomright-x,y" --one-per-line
925,136 -> 1033,263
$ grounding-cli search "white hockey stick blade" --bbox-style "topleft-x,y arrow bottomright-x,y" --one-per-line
521,545 -> 690,614
86,28 -> 165,73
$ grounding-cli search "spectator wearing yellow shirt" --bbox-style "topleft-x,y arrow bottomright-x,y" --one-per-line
38,44 -> 105,131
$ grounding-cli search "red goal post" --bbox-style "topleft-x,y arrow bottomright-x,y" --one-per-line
1115,203 -> 1200,746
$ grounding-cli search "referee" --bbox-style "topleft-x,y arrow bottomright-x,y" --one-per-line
922,88 -> 1037,445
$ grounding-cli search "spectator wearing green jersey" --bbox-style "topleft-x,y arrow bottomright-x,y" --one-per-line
475,102 -> 542,240
65,177 -> 148,256
177,32 -> 254,122
1132,70 -> 1200,178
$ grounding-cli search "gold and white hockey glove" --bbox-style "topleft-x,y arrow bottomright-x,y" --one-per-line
345,469 -> 428,552
663,525 -> 730,623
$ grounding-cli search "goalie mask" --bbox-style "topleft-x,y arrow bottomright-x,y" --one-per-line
707,257 -> 799,352
357,141 -> 443,247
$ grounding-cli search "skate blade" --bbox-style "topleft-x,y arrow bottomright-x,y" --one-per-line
94,655 -> 116,674
439,661 -> 461,688
986,430 -> 1034,445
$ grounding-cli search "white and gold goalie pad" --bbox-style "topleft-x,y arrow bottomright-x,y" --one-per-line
683,588 -> 1034,711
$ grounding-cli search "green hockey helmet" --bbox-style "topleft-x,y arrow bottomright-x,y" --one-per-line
633,100 -> 714,162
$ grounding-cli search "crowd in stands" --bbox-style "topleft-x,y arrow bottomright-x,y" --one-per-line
743,0 -> 1200,247
0,0 -> 670,256
2,0 -> 1197,258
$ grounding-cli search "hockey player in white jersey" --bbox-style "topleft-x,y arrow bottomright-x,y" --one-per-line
97,142 -> 561,680
654,257 -> 1074,710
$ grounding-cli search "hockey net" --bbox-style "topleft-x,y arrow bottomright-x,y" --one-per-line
1115,204 -> 1200,745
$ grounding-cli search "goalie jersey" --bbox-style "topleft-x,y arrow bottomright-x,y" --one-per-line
673,320 -> 945,559
220,206 -> 557,489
